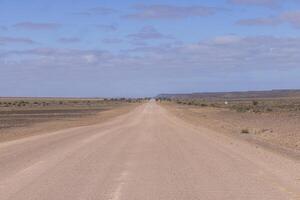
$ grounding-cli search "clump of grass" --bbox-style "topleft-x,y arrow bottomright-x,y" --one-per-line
233,105 -> 251,113
266,108 -> 273,112
252,100 -> 259,106
241,129 -> 250,134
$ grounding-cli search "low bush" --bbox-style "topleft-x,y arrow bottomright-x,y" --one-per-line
241,129 -> 250,134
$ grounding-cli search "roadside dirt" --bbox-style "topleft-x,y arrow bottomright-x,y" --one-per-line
161,102 -> 300,157
0,101 -> 299,200
0,104 -> 138,143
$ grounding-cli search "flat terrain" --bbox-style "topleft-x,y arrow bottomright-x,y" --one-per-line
158,89 -> 300,99
0,98 -> 138,142
0,101 -> 299,199
160,97 -> 300,153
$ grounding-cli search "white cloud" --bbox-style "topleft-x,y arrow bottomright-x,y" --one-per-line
83,54 -> 98,63
3,36 -> 300,72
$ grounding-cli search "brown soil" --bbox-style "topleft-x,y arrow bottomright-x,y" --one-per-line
0,104 -> 138,143
0,101 -> 299,199
161,102 -> 300,155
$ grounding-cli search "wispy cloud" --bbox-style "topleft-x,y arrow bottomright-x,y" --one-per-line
102,38 -> 123,44
212,35 -> 242,45
228,0 -> 283,8
237,10 -> 300,28
123,35 -> 300,71
96,24 -> 117,32
11,48 -> 106,56
74,6 -> 118,16
0,36 -> 35,45
127,26 -> 173,41
4,35 -> 300,72
0,26 -> 8,31
236,17 -> 281,26
14,22 -> 61,30
58,37 -> 81,44
281,11 -> 300,28
124,4 -> 217,20
2,48 -> 112,67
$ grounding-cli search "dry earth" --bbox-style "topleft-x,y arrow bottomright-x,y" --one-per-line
0,102 -> 138,142
161,102 -> 300,157
0,101 -> 299,199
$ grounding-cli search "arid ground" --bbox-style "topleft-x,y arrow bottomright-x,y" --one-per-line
162,101 -> 300,155
0,100 -> 299,200
0,98 -> 140,142
159,91 -> 300,155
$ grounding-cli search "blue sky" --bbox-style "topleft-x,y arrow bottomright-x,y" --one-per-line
1,0 -> 300,97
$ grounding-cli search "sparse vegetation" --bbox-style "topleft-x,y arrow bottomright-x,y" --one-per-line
157,94 -> 300,114
241,129 -> 250,134
252,100 -> 259,106
0,97 -> 144,131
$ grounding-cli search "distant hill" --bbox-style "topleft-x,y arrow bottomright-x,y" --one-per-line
157,89 -> 300,100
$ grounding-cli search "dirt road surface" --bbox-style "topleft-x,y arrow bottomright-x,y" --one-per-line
0,101 -> 299,200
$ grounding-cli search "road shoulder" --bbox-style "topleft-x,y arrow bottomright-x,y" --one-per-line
160,102 -> 300,160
